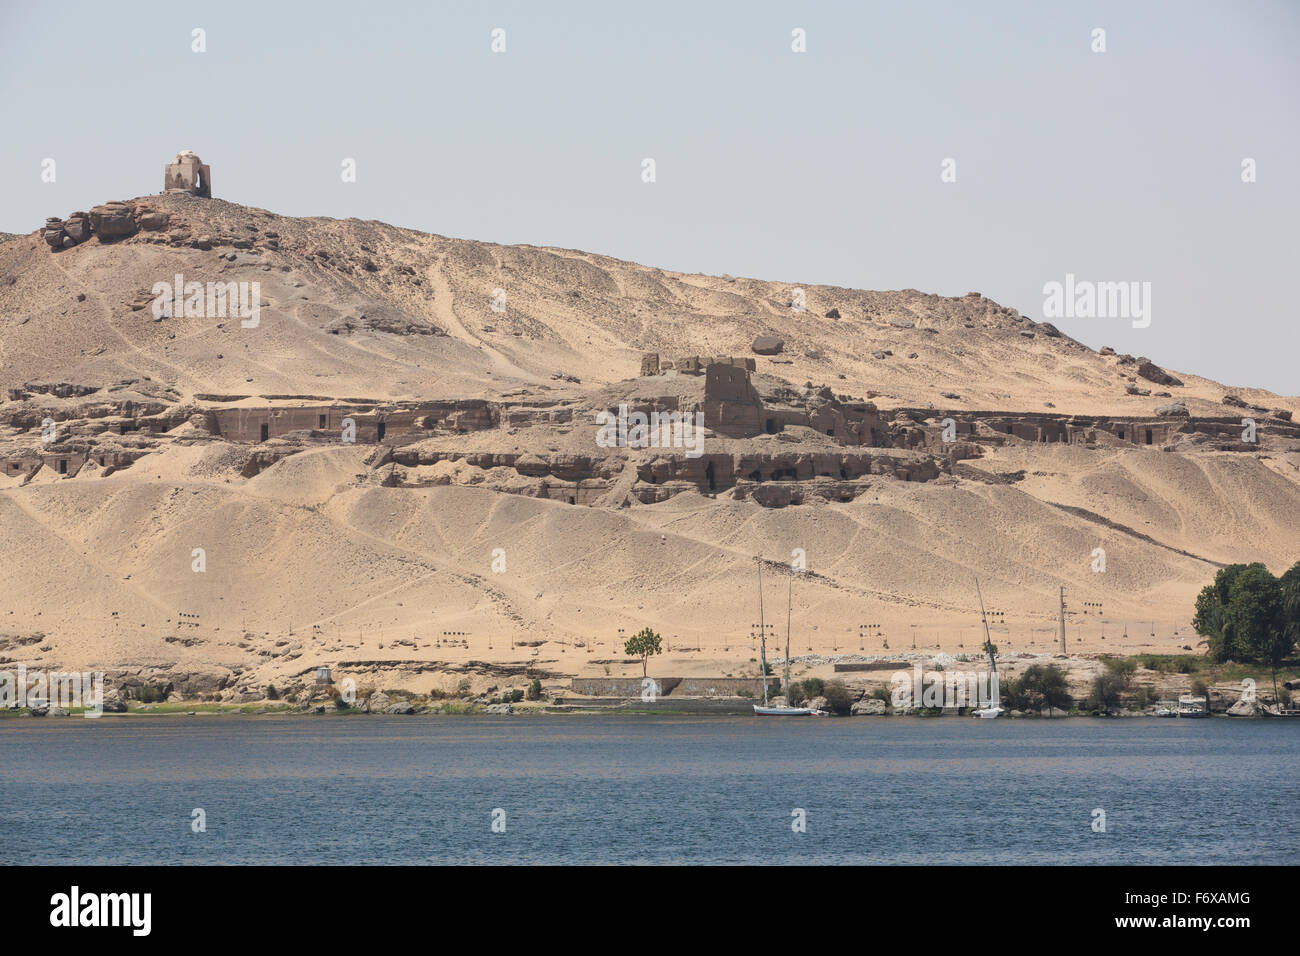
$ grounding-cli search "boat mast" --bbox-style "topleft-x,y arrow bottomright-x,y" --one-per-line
976,577 -> 997,678
1058,585 -> 1066,654
757,559 -> 769,706
784,572 -> 793,703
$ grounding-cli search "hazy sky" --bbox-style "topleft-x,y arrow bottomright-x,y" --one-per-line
2,0 -> 1296,393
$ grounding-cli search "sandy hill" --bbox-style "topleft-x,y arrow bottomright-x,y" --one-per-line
1,192 -> 1297,700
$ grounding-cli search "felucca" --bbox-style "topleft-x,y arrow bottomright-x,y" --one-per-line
971,578 -> 1004,719
753,560 -> 824,716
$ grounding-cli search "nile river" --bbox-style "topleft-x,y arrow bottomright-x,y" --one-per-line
1,715 -> 1295,864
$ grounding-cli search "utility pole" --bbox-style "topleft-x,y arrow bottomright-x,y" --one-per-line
1059,586 -> 1067,654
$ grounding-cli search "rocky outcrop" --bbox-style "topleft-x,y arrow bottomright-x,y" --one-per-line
41,201 -> 169,250
88,203 -> 138,238
62,213 -> 91,243
137,210 -> 170,231
43,214 -> 85,249
1137,360 -> 1183,388
326,311 -> 443,336
851,697 -> 887,715
751,335 -> 784,355
1155,403 -> 1189,417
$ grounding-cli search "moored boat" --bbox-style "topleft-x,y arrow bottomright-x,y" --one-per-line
1262,706 -> 1300,719
753,704 -> 825,716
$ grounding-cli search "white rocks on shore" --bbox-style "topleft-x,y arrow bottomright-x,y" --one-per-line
851,697 -> 887,716
1226,698 -> 1258,717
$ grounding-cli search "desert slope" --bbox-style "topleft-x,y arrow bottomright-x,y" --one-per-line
1,193 -> 1297,699
7,193 -> 1294,412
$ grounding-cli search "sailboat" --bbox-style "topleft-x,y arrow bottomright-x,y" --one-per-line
971,578 -> 1004,718
752,560 -> 824,716
1261,705 -> 1300,719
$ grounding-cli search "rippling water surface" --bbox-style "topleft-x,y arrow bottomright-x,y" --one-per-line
1,716 -> 1295,864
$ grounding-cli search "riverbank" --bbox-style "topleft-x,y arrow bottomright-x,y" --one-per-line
2,698 -> 1293,720
6,651 -> 1296,720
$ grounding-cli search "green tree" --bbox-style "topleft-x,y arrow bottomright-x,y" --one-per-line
1230,565 -> 1285,661
1193,561 -> 1300,703
1014,664 -> 1072,713
1193,565 -> 1242,662
1260,561 -> 1300,701
1087,671 -> 1128,713
1193,563 -> 1287,664
821,680 -> 853,716
624,627 -> 662,678
1280,561 -> 1300,659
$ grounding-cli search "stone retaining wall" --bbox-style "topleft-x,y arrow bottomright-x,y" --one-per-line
568,676 -> 777,698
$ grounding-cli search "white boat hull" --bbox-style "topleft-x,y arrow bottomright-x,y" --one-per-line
972,707 -> 1003,719
753,705 -> 824,716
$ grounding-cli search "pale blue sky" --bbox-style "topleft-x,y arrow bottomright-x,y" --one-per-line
2,0 -> 1296,393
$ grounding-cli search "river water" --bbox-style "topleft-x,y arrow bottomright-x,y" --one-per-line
1,715 -> 1294,864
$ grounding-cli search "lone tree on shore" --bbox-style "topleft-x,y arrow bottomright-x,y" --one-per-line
1087,671 -> 1128,714
624,627 -> 663,678
1012,663 -> 1072,713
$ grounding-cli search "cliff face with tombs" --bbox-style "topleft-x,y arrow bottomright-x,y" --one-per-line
4,349 -> 1294,507
2,152 -> 1299,698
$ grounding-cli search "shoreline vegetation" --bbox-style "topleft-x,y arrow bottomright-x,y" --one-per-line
4,652 -> 1297,721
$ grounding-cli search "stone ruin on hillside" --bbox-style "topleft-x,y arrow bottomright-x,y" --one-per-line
164,150 -> 211,197
639,352 -> 883,443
